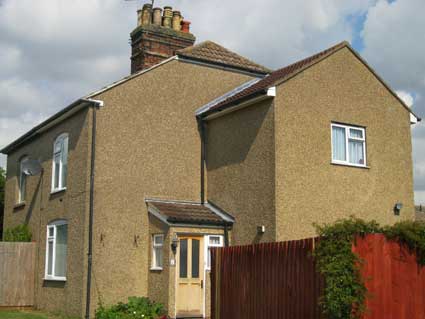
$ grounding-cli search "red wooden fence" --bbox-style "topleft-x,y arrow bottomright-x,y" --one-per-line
353,234 -> 425,319
211,234 -> 425,319
210,238 -> 324,319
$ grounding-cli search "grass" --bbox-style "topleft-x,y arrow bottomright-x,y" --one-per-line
0,310 -> 75,319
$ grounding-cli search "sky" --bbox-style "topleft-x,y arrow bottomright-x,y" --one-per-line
0,0 -> 424,203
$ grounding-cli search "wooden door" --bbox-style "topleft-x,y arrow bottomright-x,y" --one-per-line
176,236 -> 204,317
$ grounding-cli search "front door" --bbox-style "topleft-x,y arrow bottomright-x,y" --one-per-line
176,236 -> 204,317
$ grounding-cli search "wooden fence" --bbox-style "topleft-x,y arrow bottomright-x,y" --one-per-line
211,238 -> 324,319
354,234 -> 425,319
0,242 -> 36,307
211,235 -> 425,319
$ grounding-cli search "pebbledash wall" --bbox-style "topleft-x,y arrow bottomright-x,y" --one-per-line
88,59 -> 254,317
2,59 -> 254,318
3,109 -> 92,316
274,47 -> 415,240
206,46 -> 415,244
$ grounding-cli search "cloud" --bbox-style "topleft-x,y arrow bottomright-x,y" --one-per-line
0,0 -> 424,205
361,0 -> 425,204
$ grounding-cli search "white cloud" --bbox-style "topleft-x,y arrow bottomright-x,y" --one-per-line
0,0 -> 424,206
396,90 -> 414,107
361,0 -> 425,204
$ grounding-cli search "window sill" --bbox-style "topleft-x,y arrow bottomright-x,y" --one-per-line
150,267 -> 163,271
331,162 -> 370,169
44,277 -> 66,282
13,202 -> 26,209
50,188 -> 66,195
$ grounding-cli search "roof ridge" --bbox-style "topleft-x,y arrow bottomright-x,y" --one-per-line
177,40 -> 272,74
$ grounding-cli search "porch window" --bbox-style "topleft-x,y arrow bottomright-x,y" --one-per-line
18,156 -> 29,203
45,220 -> 68,281
331,123 -> 366,167
52,133 -> 68,192
206,235 -> 224,270
152,234 -> 164,270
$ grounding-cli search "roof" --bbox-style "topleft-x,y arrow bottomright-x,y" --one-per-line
177,41 -> 271,75
146,199 -> 234,226
197,41 -> 421,121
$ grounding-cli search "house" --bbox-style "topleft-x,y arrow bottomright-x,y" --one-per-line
1,3 -> 420,319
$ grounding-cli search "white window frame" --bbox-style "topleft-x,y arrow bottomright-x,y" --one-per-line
44,220 -> 68,281
151,234 -> 164,270
331,123 -> 367,168
51,133 -> 68,193
204,235 -> 224,271
18,156 -> 29,203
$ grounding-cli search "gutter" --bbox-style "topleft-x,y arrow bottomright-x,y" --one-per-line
0,99 -> 93,154
200,86 -> 276,121
83,98 -> 104,319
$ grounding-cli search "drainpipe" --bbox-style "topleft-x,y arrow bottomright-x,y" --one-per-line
197,117 -> 206,204
223,223 -> 229,247
82,98 -> 103,319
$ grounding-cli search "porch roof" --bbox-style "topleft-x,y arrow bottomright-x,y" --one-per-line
146,199 -> 234,226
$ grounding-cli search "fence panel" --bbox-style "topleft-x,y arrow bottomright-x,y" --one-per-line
211,238 -> 324,319
354,234 -> 425,319
0,242 -> 36,306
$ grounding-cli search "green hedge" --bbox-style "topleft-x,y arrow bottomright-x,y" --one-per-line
3,224 -> 32,242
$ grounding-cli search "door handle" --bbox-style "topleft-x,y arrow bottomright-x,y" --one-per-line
201,280 -> 203,289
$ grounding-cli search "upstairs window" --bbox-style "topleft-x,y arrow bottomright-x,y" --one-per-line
45,220 -> 68,280
205,235 -> 223,270
152,234 -> 164,270
52,133 -> 68,192
18,156 -> 29,203
331,123 -> 366,167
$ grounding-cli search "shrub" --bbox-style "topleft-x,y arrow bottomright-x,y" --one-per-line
95,297 -> 166,319
3,224 -> 32,242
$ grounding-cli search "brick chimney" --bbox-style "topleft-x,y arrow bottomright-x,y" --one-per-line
130,4 -> 196,74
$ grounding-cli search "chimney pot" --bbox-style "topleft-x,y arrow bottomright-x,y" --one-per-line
141,3 -> 152,26
181,20 -> 191,33
137,9 -> 143,26
152,7 -> 162,25
172,11 -> 182,31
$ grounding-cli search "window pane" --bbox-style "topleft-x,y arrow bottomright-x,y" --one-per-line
54,224 -> 67,277
349,128 -> 363,139
191,239 -> 199,278
179,239 -> 187,278
349,140 -> 364,165
54,155 -> 60,189
332,126 -> 346,161
61,137 -> 68,188
48,227 -> 54,237
47,240 -> 54,275
20,173 -> 26,202
207,248 -> 212,269
155,247 -> 163,268
154,235 -> 163,245
209,236 -> 221,245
